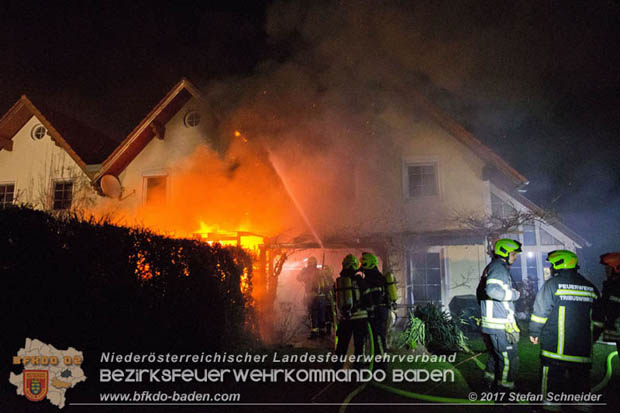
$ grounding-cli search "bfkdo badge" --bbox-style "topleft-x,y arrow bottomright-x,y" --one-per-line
24,370 -> 48,402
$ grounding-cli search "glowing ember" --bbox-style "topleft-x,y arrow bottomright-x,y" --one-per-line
134,251 -> 160,280
234,130 -> 248,142
240,267 -> 250,295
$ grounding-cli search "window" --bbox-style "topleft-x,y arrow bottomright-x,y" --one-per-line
526,252 -> 538,281
52,181 -> 73,210
408,252 -> 442,305
491,193 -> 516,218
523,224 -> 536,246
511,254 -> 522,283
144,176 -> 167,206
540,228 -> 562,246
0,183 -> 15,208
184,111 -> 201,128
406,164 -> 437,197
31,124 -> 46,140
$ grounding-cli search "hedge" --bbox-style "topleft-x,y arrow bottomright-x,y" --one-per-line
0,206 -> 255,362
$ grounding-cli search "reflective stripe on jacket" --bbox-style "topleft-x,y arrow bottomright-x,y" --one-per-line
529,269 -> 601,365
479,258 -> 520,334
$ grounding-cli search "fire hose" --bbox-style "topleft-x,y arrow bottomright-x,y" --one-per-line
337,326 -> 619,411
592,350 -> 618,392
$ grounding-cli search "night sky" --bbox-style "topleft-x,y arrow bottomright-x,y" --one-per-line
1,0 -> 619,280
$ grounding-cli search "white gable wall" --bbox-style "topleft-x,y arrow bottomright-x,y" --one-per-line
353,108 -> 489,235
0,116 -> 93,209
113,98 -> 211,212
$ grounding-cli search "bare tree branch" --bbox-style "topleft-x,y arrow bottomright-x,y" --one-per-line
451,204 -> 558,257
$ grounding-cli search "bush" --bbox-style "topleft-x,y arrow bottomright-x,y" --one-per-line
0,206 -> 255,362
414,303 -> 470,354
392,312 -> 426,351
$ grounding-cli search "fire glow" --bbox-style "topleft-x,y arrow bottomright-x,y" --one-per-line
88,133 -> 308,317
193,221 -> 265,254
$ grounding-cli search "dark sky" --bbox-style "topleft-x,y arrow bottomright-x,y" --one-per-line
1,0 -> 619,280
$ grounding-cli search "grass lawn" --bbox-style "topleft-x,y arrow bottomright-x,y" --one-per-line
452,327 -> 620,394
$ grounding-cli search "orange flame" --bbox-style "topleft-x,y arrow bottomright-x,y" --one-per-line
193,221 -> 264,253
87,135 -> 307,320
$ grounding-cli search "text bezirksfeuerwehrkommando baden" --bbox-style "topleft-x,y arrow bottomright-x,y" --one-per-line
100,367 -> 454,383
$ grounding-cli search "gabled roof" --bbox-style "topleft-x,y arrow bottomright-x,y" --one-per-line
409,92 -> 591,247
0,95 -> 117,177
412,91 -> 528,186
509,186 -> 590,248
94,78 -> 202,181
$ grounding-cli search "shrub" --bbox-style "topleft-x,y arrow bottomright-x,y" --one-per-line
392,312 -> 426,351
0,206 -> 254,363
414,303 -> 470,354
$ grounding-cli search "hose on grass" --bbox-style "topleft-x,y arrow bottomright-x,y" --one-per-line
592,350 -> 618,392
338,323 -> 493,412
338,332 -> 618,410
338,322 -> 374,413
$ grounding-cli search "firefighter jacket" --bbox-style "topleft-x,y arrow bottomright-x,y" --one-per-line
337,268 -> 369,320
601,275 -> 620,342
529,269 -> 602,365
479,258 -> 520,334
297,266 -> 330,298
362,268 -> 389,312
297,266 -> 320,295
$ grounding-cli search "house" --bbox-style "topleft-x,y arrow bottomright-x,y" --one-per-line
0,95 -> 116,211
0,78 -> 588,314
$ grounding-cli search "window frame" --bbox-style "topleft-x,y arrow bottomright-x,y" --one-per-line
0,182 -> 16,208
142,172 -> 169,206
406,248 -> 445,306
51,179 -> 74,210
183,111 -> 201,128
540,227 -> 563,246
31,124 -> 47,140
489,186 -> 577,290
402,158 -> 440,199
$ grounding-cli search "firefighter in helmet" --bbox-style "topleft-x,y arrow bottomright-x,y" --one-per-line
296,256 -> 328,339
320,265 -> 336,336
478,238 -> 522,390
334,254 -> 369,368
360,252 -> 389,370
529,250 -> 602,409
600,252 -> 620,351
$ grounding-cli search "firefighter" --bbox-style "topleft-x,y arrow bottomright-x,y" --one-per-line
320,265 -> 336,336
296,256 -> 327,339
360,252 -> 389,370
334,254 -> 369,368
600,253 -> 620,350
529,250 -> 602,410
478,238 -> 522,390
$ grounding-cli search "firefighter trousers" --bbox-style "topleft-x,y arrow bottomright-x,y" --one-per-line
370,306 -> 389,370
310,296 -> 327,332
335,318 -> 368,369
540,362 -> 590,411
483,332 -> 519,389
